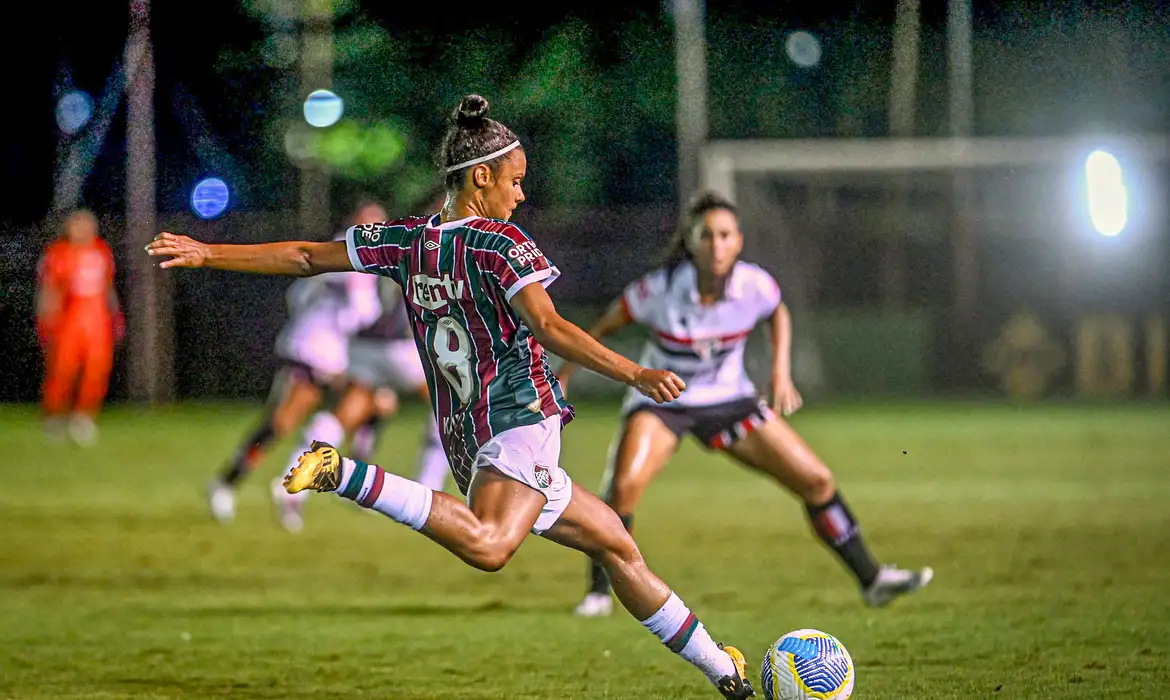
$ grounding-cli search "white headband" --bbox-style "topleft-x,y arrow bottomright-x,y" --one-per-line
445,141 -> 521,173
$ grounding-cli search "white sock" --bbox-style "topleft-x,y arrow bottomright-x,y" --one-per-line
641,592 -> 735,684
336,457 -> 432,530
414,416 -> 449,491
286,412 -> 346,479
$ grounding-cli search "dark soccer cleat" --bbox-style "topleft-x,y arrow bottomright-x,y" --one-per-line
715,644 -> 756,699
862,565 -> 934,608
283,440 -> 343,495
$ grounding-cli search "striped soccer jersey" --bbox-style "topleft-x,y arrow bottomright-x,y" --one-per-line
346,214 -> 573,493
621,260 -> 781,411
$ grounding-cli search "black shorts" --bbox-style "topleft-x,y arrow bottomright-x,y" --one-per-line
275,360 -> 337,391
625,397 -> 776,450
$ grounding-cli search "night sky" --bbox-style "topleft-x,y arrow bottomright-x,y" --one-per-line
0,0 -> 1155,226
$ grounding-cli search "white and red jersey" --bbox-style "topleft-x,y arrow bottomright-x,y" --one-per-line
621,260 -> 781,409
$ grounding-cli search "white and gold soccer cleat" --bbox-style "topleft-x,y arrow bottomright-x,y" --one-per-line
715,644 -> 756,699
283,440 -> 343,495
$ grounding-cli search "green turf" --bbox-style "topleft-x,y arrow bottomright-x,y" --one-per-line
1,401 -> 1168,699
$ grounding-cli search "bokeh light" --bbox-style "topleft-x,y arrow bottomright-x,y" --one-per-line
191,177 -> 231,219
303,89 -> 344,128
785,31 -> 822,67
55,90 -> 94,135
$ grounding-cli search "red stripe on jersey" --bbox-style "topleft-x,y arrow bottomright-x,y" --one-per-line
619,295 -> 634,323
653,328 -> 752,346
525,335 -> 557,420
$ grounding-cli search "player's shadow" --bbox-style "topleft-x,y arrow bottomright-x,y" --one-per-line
180,599 -> 567,617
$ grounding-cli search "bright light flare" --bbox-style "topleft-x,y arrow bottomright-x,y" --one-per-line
1085,150 -> 1127,237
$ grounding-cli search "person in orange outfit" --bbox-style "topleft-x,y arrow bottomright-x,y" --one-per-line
36,209 -> 124,445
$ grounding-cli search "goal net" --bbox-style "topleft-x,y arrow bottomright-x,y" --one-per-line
700,135 -> 1170,400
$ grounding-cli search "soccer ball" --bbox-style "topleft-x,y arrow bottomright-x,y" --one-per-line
760,629 -> 854,700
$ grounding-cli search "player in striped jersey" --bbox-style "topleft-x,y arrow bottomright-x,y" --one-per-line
562,192 -> 932,618
148,95 -> 756,698
207,202 -> 388,525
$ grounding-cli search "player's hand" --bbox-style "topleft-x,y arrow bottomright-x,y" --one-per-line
632,367 -> 685,404
145,232 -> 209,269
773,377 -> 803,416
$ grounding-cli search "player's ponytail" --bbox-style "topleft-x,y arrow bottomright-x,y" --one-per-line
438,94 -> 522,190
660,191 -> 739,277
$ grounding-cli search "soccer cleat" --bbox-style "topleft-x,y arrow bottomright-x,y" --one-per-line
283,440 -> 342,495
270,477 -> 305,532
863,565 -> 934,608
207,479 -> 236,523
43,417 -> 68,443
68,415 -> 97,447
714,644 -> 755,699
573,592 -> 614,618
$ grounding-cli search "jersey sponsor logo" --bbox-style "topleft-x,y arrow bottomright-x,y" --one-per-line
533,464 -> 552,489
506,240 -> 543,268
410,273 -> 465,310
424,240 -> 441,251
356,223 -> 381,243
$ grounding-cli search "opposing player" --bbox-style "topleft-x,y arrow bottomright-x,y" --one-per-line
562,192 -> 932,618
207,201 -> 388,524
36,209 -> 124,446
271,275 -> 450,531
148,94 -> 757,699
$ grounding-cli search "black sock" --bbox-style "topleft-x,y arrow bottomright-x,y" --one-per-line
589,513 -> 634,595
806,491 -> 880,588
220,422 -> 277,486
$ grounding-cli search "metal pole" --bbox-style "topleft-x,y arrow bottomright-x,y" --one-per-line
888,0 -> 921,138
948,0 -> 977,320
299,0 -> 334,238
884,0 -> 921,309
125,0 -> 171,403
672,0 -> 708,205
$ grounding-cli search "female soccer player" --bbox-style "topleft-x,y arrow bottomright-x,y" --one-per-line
148,95 -> 756,699
207,201 -> 388,524
562,192 -> 932,618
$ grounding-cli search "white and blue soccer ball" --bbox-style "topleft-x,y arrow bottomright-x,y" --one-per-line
761,629 -> 854,700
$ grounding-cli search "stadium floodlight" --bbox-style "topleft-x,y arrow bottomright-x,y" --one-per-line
303,89 -> 344,128
190,177 -> 230,219
1084,149 -> 1127,237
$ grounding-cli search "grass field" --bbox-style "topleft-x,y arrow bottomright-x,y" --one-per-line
1,401 -> 1168,699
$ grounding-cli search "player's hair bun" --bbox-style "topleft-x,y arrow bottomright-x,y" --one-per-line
453,94 -> 490,128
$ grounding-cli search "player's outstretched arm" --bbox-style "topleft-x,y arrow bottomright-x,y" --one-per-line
511,284 -> 683,404
556,296 -> 633,382
145,232 -> 353,276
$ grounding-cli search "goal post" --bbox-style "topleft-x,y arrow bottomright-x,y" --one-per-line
699,134 -> 1170,399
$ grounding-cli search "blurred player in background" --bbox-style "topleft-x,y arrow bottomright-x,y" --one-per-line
271,274 -> 450,532
36,209 -> 124,446
207,201 -> 387,523
561,192 -> 932,617
148,94 -> 758,699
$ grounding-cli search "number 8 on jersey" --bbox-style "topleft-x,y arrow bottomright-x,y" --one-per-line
434,316 -> 474,405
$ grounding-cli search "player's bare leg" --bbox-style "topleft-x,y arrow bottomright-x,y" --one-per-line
578,411 -> 677,617
725,416 -> 932,607
544,484 -> 754,698
285,442 -> 542,571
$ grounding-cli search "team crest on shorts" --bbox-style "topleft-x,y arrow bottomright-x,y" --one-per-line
533,464 -> 552,489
